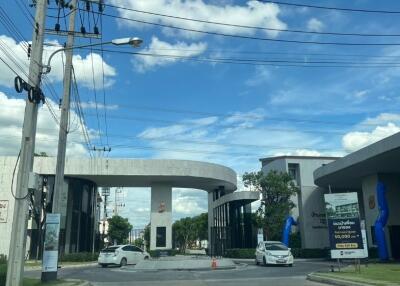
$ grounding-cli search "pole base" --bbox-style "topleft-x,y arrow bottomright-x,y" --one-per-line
41,271 -> 57,282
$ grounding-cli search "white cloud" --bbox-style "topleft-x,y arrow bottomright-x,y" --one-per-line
0,91 -> 91,157
80,101 -> 119,110
362,113 -> 400,126
133,37 -> 207,72
0,35 -> 116,89
307,18 -> 324,32
342,122 -> 400,152
111,0 -> 286,39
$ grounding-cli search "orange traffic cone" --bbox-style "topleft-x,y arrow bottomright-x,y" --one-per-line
211,257 -> 217,269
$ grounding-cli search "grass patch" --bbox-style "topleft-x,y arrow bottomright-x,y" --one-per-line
316,263 -> 400,286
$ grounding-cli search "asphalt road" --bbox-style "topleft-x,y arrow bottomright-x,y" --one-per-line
25,260 -> 331,286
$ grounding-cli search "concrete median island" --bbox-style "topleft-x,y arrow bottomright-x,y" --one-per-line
129,256 -> 236,271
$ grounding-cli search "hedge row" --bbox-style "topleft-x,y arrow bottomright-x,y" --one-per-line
148,249 -> 179,257
59,252 -> 99,262
224,248 -> 329,259
224,247 -> 380,259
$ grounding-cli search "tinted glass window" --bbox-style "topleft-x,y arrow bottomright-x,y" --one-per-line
132,246 -> 143,252
122,246 -> 130,251
101,246 -> 119,253
265,243 -> 288,250
156,227 -> 166,247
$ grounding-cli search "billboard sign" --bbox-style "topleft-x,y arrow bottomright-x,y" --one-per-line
324,192 -> 366,259
42,213 -> 60,273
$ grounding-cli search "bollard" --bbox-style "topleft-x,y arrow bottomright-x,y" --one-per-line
211,257 -> 217,269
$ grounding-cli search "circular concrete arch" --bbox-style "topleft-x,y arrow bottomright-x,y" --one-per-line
33,158 -> 237,191
33,157 -> 237,250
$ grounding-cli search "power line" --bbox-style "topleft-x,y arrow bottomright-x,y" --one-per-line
99,3 -> 400,37
100,12 -> 400,46
259,0 -> 400,14
82,47 -> 400,68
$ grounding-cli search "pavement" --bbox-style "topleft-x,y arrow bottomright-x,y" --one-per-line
24,258 -> 333,286
133,255 -> 235,270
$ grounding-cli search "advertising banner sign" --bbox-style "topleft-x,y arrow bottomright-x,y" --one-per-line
42,213 -> 60,273
0,200 -> 9,223
324,192 -> 367,259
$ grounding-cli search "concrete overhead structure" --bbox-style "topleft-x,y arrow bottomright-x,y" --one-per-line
0,157 -> 237,254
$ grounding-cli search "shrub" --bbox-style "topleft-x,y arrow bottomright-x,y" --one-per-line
224,248 -> 330,259
225,249 -> 255,259
0,264 -> 7,286
60,252 -> 99,262
148,249 -> 179,258
291,248 -> 329,258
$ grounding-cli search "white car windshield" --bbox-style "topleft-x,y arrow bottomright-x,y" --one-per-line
264,243 -> 288,251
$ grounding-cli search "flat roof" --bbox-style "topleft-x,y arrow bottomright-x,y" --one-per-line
259,155 -> 340,163
314,132 -> 400,188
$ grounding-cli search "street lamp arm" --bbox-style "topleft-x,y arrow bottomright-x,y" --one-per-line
43,41 -> 113,74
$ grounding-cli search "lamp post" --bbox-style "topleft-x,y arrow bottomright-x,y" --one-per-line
41,36 -> 142,281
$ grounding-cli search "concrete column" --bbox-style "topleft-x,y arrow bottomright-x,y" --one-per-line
150,184 -> 172,250
207,191 -> 214,255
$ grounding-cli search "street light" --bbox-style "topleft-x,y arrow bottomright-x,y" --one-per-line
43,36 -> 143,74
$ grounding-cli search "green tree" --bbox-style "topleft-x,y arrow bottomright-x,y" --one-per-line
107,215 -> 132,244
144,224 -> 150,250
172,213 -> 208,252
133,237 -> 144,249
243,170 -> 298,241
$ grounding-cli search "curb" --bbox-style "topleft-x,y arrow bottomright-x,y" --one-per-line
307,273 -> 375,286
25,262 -> 97,271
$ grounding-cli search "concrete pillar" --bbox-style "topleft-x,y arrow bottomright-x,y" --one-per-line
150,184 -> 172,250
207,191 -> 214,255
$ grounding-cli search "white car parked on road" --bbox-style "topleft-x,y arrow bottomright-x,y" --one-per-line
255,241 -> 294,266
98,245 -> 150,267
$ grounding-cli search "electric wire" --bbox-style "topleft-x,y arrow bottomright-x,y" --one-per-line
258,0 -> 400,14
99,12 -> 400,46
98,3 -> 400,37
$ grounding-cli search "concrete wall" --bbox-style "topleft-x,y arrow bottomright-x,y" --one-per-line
0,157 -> 18,257
150,184 -> 172,250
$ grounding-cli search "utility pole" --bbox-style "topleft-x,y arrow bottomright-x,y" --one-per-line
6,0 -> 47,285
52,0 -> 77,214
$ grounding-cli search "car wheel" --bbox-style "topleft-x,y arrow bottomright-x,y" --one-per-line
255,258 -> 259,265
263,256 -> 267,266
144,256 -> 149,260
101,264 -> 107,268
288,264 -> 293,267
120,258 -> 127,267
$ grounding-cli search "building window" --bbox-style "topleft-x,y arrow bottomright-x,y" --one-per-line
288,163 -> 300,185
156,227 -> 166,247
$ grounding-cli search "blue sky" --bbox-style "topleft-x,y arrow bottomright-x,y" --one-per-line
2,0 -> 400,228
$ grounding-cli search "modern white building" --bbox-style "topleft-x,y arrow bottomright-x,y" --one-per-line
314,132 -> 400,260
260,155 -> 339,249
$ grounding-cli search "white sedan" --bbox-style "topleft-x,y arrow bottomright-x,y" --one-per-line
255,241 -> 294,266
98,245 -> 150,267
